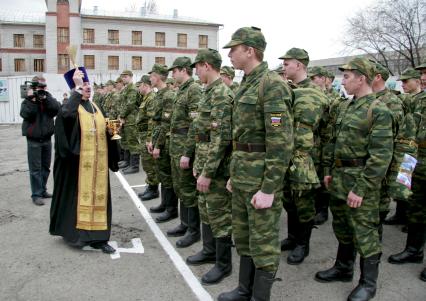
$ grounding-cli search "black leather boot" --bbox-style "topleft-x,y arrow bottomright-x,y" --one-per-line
251,269 -> 277,301
176,206 -> 200,248
384,200 -> 407,225
155,187 -> 178,223
122,154 -> 140,174
347,253 -> 381,301
201,235 -> 232,285
388,223 -> 425,264
150,186 -> 166,213
187,223 -> 216,265
315,243 -> 356,283
287,221 -> 313,265
280,210 -> 298,251
167,202 -> 188,237
420,267 -> 426,282
139,184 -> 159,201
118,149 -> 130,169
217,256 -> 255,301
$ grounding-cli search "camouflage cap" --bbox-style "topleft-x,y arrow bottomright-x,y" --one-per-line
308,66 -> 328,77
220,66 -> 235,78
325,70 -> 335,80
106,80 -> 115,86
279,48 -> 310,66
273,64 -> 284,75
399,67 -> 421,80
415,61 -> 426,71
168,56 -> 192,71
191,48 -> 222,69
121,69 -> 133,77
115,77 -> 124,84
338,57 -> 376,81
369,60 -> 390,81
149,63 -> 169,76
223,26 -> 266,52
140,75 -> 151,85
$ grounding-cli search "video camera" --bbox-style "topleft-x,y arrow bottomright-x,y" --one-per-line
20,80 -> 47,100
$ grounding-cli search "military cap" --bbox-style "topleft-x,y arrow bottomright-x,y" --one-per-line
166,78 -> 175,84
115,77 -> 124,84
220,66 -> 235,78
223,26 -> 266,52
415,61 -> 426,71
120,69 -> 133,77
308,66 -> 328,77
191,48 -> 222,69
149,63 -> 169,76
273,64 -> 284,75
279,48 -> 310,66
399,67 -> 421,80
325,70 -> 335,80
168,57 -> 192,71
338,57 -> 376,81
140,75 -> 151,85
106,80 -> 115,86
369,60 -> 390,81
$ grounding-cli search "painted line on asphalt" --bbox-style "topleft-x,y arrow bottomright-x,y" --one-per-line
130,184 -> 148,188
114,171 -> 213,301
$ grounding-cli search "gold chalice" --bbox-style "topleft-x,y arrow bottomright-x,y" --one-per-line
106,119 -> 122,140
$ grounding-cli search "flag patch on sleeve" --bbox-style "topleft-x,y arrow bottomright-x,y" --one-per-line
270,113 -> 282,127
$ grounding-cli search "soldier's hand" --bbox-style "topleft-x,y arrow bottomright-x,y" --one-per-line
146,142 -> 153,154
197,175 -> 211,193
226,179 -> 232,193
324,175 -> 333,189
347,191 -> 363,208
251,191 -> 274,209
153,148 -> 160,159
180,156 -> 190,169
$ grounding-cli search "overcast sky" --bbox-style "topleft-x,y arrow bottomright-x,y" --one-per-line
2,0 -> 375,68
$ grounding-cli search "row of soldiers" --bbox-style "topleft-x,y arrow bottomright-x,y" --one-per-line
89,26 -> 425,301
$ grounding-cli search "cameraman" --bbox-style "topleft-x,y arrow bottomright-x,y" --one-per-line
20,77 -> 60,206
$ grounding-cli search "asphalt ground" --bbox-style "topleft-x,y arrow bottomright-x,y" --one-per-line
0,124 -> 424,301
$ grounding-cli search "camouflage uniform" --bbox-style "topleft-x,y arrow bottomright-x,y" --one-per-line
119,81 -> 140,155
220,66 -> 240,93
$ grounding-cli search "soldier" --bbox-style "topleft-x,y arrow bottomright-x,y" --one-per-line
325,70 -> 341,99
166,77 -> 177,91
399,67 -> 422,114
279,49 -> 329,265
274,64 -> 287,81
316,58 -> 394,301
166,57 -> 202,248
119,70 -> 140,174
388,61 -> 426,282
185,49 -> 234,285
136,75 -> 159,201
147,64 -> 179,222
218,27 -> 294,301
220,66 -> 239,93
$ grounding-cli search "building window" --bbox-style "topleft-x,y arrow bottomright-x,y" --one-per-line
155,57 -> 165,65
84,55 -> 95,69
177,33 -> 187,48
155,32 -> 165,47
83,28 -> 95,43
13,34 -> 25,48
34,59 -> 44,72
57,28 -> 69,43
132,31 -> 142,45
33,35 -> 44,48
108,56 -> 119,70
199,35 -> 208,48
108,30 -> 119,44
58,54 -> 69,70
14,59 -> 26,72
132,56 -> 142,70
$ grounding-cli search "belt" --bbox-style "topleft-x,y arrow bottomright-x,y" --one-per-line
195,133 -> 210,142
396,139 -> 418,148
295,122 -> 313,130
334,158 -> 366,168
171,127 -> 189,135
233,141 -> 266,152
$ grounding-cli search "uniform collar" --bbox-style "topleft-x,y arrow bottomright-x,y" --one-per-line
179,77 -> 194,91
205,77 -> 222,92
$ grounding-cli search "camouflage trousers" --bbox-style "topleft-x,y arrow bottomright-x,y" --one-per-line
407,176 -> 426,224
140,133 -> 159,186
232,186 -> 283,272
123,125 -> 140,154
198,176 -> 232,238
171,156 -> 197,208
329,194 -> 381,258
154,137 -> 173,189
283,187 -> 316,223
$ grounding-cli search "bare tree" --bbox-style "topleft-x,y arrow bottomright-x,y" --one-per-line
343,0 -> 426,74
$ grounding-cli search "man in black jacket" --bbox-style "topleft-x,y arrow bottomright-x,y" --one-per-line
20,79 -> 60,205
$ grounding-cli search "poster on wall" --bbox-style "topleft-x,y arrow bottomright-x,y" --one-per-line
0,79 -> 8,102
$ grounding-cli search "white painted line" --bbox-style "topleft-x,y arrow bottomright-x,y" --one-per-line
109,241 -> 120,259
130,184 -> 148,188
114,171 -> 213,301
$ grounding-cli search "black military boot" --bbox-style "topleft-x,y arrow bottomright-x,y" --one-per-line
167,202 -> 188,237
187,223 -> 216,265
287,221 -> 313,265
176,206 -> 200,248
217,256 -> 255,301
384,200 -> 407,225
251,269 -> 278,301
420,267 -> 426,282
138,184 -> 159,201
155,187 -> 178,223
118,149 -> 130,169
201,235 -> 232,285
122,154 -> 140,174
347,253 -> 381,301
150,186 -> 167,213
315,243 -> 356,283
280,211 -> 298,251
388,223 -> 425,264
378,210 -> 389,242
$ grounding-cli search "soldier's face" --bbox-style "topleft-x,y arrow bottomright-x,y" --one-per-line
172,68 -> 185,84
420,69 -> 426,90
115,83 -> 124,90
221,74 -> 232,86
150,73 -> 158,87
228,45 -> 248,70
402,78 -> 420,93
283,59 -> 299,81
121,75 -> 132,84
311,75 -> 326,89
195,62 -> 208,84
341,71 -> 363,95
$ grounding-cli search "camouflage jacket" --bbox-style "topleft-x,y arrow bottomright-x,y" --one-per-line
193,78 -> 233,178
119,83 -> 139,126
102,92 -> 114,118
413,91 -> 426,179
169,77 -> 202,158
375,88 -> 404,137
230,82 -> 240,94
137,90 -> 156,140
230,62 -> 294,194
92,92 -> 104,112
324,93 -> 394,200
152,86 -> 176,149
108,90 -> 122,119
